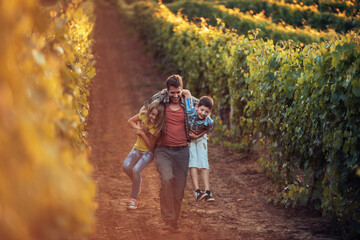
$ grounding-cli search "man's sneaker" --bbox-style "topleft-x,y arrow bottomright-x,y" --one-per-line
170,220 -> 181,233
162,221 -> 172,230
128,197 -> 138,209
162,220 -> 181,233
204,190 -> 215,202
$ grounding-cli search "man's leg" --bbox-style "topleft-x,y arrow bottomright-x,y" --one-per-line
172,146 -> 190,220
154,146 -> 176,222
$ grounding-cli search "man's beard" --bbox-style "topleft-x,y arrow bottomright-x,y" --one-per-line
171,97 -> 180,103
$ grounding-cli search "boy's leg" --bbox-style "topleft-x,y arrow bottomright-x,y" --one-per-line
200,168 -> 210,191
197,135 -> 213,201
189,141 -> 200,190
201,169 -> 215,202
196,135 -> 209,189
130,151 -> 154,199
190,167 -> 200,190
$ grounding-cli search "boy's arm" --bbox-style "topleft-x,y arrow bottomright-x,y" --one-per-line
189,116 -> 214,139
184,90 -> 196,115
189,129 -> 208,139
206,116 -> 214,131
192,96 -> 199,106
182,89 -> 192,99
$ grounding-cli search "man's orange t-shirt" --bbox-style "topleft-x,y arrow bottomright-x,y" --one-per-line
159,106 -> 187,146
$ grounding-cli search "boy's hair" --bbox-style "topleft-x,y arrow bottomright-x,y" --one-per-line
166,74 -> 183,90
198,96 -> 214,111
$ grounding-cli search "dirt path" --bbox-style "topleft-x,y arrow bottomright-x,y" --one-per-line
87,1 -> 340,240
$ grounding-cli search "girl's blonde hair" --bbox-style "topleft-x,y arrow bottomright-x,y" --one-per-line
140,99 -> 165,138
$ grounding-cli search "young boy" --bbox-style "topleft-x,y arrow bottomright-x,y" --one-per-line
182,89 -> 215,202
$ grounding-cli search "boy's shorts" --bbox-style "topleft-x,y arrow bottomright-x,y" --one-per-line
189,134 -> 209,169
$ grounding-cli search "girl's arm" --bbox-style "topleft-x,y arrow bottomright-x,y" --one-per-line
144,134 -> 158,150
133,128 -> 157,149
128,113 -> 157,149
127,114 -> 142,130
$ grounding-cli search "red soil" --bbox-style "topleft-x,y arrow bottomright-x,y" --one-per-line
87,1 -> 339,239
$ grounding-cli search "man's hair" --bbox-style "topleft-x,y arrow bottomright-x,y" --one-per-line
198,96 -> 214,110
166,74 -> 183,90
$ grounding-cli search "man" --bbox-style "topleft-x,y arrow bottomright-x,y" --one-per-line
144,74 -> 194,233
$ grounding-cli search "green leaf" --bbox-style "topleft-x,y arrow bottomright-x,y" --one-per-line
343,140 -> 350,153
352,80 -> 360,97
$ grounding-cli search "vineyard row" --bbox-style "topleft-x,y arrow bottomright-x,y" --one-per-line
166,1 -> 339,44
0,0 -> 96,239
117,0 -> 360,237
220,0 -> 360,32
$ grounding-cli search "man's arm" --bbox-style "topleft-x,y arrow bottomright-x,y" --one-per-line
144,90 -> 166,107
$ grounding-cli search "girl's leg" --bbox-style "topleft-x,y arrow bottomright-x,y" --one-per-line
122,148 -> 141,180
190,167 -> 200,190
130,151 -> 153,199
200,168 -> 210,191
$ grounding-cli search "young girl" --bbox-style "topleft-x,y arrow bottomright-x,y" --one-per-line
122,100 -> 165,209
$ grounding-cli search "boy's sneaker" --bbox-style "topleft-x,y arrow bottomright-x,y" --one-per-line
128,197 -> 138,209
195,189 -> 208,201
204,190 -> 215,202
194,189 -> 201,201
